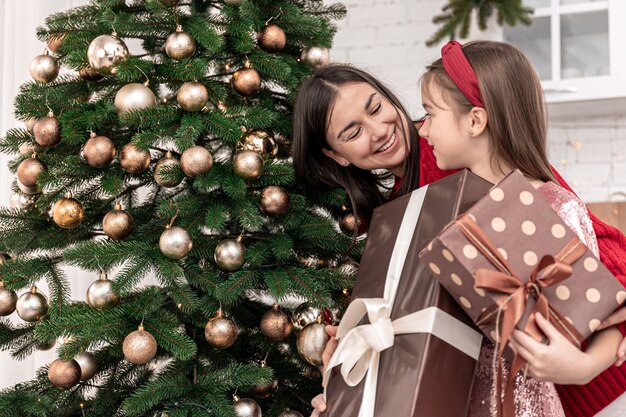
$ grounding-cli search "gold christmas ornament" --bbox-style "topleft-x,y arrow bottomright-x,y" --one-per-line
74,352 -> 98,381
176,81 -> 209,112
48,359 -> 81,389
339,212 -> 366,235
165,25 -> 196,60
87,34 -> 129,75
231,65 -> 261,96
47,34 -> 65,53
17,178 -> 41,195
279,411 -> 304,417
79,66 -> 104,82
257,23 -> 287,53
0,282 -> 18,316
180,145 -> 213,177
53,193 -> 84,229
114,82 -> 157,114
240,129 -> 277,159
233,150 -> 264,180
123,324 -> 158,364
17,155 -> 46,188
30,51 -> 59,83
33,113 -> 61,147
260,304 -> 293,342
301,47 -> 330,68
204,309 -> 238,349
16,286 -> 49,322
233,396 -> 262,417
292,302 -> 338,332
159,226 -> 193,260
214,237 -> 246,271
103,202 -> 134,240
10,191 -> 38,210
24,117 -> 38,134
260,186 -> 290,216
86,273 -> 119,310
154,152 -> 182,187
120,143 -> 151,173
296,319 -> 329,366
83,133 -> 116,167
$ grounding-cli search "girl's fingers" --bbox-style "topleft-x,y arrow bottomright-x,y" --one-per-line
534,313 -> 566,343
311,394 -> 327,413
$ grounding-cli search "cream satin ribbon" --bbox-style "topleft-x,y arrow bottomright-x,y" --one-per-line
323,185 -> 483,417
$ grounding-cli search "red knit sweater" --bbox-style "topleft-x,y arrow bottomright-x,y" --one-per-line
418,137 -> 626,417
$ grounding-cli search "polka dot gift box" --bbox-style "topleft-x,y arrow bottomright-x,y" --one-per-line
419,169 -> 626,361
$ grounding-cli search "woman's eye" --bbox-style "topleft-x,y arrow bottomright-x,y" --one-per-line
349,128 -> 361,140
370,103 -> 382,115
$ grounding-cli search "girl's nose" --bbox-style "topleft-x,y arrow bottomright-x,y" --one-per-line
418,119 -> 429,138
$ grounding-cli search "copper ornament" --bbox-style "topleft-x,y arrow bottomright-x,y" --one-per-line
120,143 -> 151,173
83,133 -> 116,167
123,324 -> 157,364
204,309 -> 238,349
260,304 -> 293,342
48,359 -> 81,389
180,145 -> 213,177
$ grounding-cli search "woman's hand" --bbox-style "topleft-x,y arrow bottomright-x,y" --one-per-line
597,306 -> 626,366
310,325 -> 338,416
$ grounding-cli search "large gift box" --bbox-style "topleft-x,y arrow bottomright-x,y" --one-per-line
419,170 -> 626,361
321,170 -> 490,417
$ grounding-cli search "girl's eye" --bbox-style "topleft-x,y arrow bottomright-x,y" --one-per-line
417,113 -> 431,123
349,127 -> 362,140
370,103 -> 382,115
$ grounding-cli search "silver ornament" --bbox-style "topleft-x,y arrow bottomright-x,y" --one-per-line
292,302 -> 338,332
214,238 -> 246,271
279,411 -> 304,417
301,47 -> 330,68
87,34 -> 129,75
177,81 -> 209,112
234,396 -> 262,417
296,321 -> 329,366
159,226 -> 193,260
74,352 -> 98,380
233,150 -> 264,180
16,287 -> 49,322
17,178 -> 41,195
0,283 -> 18,316
10,192 -> 38,210
29,52 -> 59,83
165,25 -> 196,60
154,153 -> 182,187
180,145 -> 213,177
86,273 -> 119,310
114,83 -> 157,114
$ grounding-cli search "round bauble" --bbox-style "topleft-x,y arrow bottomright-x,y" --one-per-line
123,324 -> 157,364
339,212 -> 367,235
86,273 -> 119,310
103,203 -> 134,240
10,192 -> 38,210
87,34 -> 129,75
258,24 -> 287,53
279,411 -> 304,417
79,66 -> 104,82
17,156 -> 46,188
260,186 -> 289,216
296,320 -> 329,366
301,47 -> 330,68
33,114 -> 61,147
165,25 -> 196,60
83,133 -> 116,167
0,283 -> 17,316
16,287 -> 49,322
233,397 -> 262,417
48,359 -> 81,389
47,34 -> 65,54
114,83 -> 157,114
30,52 -> 59,83
251,376 -> 278,399
231,68 -> 261,96
240,129 -> 277,159
337,259 -> 359,277
24,117 -> 38,134
19,141 -> 37,156
233,151 -> 263,180
17,178 -> 41,195
159,226 -> 193,260
214,238 -> 246,271
74,352 -> 98,381
180,146 -> 213,177
260,304 -> 293,342
204,310 -> 238,349
52,194 -> 84,229
154,153 -> 182,187
120,143 -> 151,173
177,81 -> 209,112
292,302 -> 338,332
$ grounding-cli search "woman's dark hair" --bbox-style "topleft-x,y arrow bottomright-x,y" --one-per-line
292,64 -> 420,220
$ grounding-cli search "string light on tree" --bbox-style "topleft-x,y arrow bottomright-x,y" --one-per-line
87,33 -> 129,75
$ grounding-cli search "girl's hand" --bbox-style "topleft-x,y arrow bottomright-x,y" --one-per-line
310,394 -> 327,417
616,338 -> 626,367
310,325 -> 338,416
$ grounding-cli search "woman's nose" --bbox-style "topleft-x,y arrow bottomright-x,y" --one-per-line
369,122 -> 388,142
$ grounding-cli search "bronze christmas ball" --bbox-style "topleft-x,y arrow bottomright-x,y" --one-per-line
17,156 -> 46,188
233,397 -> 262,417
296,321 -> 329,366
292,302 -> 338,332
48,358 -> 81,389
83,134 -> 116,168
204,310 -> 238,349
120,143 -> 151,173
231,68 -> 261,96
339,212 -> 366,235
154,153 -> 182,187
159,226 -> 193,260
260,304 -> 293,342
47,34 -> 65,54
177,81 -> 209,112
74,352 -> 98,381
24,117 -> 38,134
114,83 -> 157,114
260,186 -> 290,216
16,287 -> 49,322
30,53 -> 59,83
17,178 -> 41,195
52,194 -> 84,229
0,283 -> 18,316
214,238 -> 246,271
123,325 -> 158,364
103,204 -> 134,240
87,34 -> 129,75
165,25 -> 196,60
240,129 -> 277,159
180,146 -> 213,177
33,115 -> 61,147
257,24 -> 287,53
79,66 -> 104,82
86,273 -> 119,310
301,47 -> 330,68
251,376 -> 278,398
233,150 -> 263,180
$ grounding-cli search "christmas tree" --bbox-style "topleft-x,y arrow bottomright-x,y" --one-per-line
0,1 -> 360,416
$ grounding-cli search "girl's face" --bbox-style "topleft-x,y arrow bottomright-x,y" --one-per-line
323,82 -> 410,177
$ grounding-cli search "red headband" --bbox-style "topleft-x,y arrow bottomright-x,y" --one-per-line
441,41 -> 484,107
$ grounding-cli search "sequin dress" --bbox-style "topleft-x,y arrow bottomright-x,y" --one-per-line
467,181 -> 599,417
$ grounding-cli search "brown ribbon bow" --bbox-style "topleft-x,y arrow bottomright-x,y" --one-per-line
455,214 -> 587,417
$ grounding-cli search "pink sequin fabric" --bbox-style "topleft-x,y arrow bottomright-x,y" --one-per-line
467,181 -> 598,417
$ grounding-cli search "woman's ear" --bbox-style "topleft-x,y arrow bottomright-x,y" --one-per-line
322,148 -> 350,167
469,107 -> 488,137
